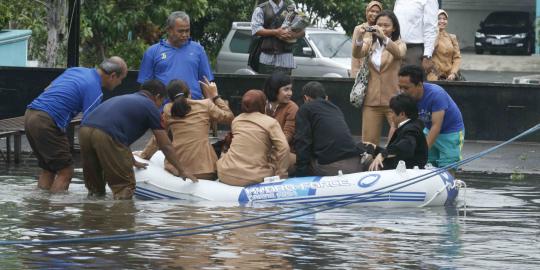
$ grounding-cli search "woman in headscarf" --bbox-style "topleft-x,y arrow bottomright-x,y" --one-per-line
427,9 -> 462,81
217,90 -> 289,187
351,0 -> 383,78
139,78 -> 234,180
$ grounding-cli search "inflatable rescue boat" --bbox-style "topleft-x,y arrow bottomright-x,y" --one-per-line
134,152 -> 461,207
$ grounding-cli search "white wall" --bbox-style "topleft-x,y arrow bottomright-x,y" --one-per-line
442,0 -> 536,48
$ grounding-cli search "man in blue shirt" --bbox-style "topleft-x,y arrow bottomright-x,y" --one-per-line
79,80 -> 197,200
137,11 -> 213,100
25,56 -> 127,193
398,65 -> 465,168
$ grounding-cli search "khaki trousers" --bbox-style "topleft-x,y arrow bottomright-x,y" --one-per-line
362,105 -> 393,145
79,127 -> 135,200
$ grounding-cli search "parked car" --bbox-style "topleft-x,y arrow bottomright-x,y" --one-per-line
474,11 -> 535,55
215,22 -> 352,77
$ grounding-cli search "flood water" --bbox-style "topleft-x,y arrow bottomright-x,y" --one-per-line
0,162 -> 539,269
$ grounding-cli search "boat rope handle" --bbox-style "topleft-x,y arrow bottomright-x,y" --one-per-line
0,123 -> 538,246
418,183 -> 451,208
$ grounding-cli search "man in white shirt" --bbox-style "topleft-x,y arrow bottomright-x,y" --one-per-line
394,0 -> 438,71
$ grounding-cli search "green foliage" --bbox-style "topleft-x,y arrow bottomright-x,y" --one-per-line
3,0 -> 396,69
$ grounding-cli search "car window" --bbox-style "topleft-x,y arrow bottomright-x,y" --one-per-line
309,33 -> 352,58
485,13 -> 529,27
292,38 -> 311,57
229,30 -> 251,54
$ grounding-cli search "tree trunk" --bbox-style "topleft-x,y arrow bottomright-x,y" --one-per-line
42,0 -> 67,68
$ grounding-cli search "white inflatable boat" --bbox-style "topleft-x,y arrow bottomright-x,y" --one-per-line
134,152 -> 461,207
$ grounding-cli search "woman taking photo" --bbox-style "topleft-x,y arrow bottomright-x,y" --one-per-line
352,10 -> 406,146
428,9 -> 462,81
139,79 -> 234,180
351,1 -> 383,78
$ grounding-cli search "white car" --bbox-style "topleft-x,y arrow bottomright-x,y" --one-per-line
216,22 -> 352,78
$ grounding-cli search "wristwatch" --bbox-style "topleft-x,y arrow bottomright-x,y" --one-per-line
422,55 -> 432,60
212,95 -> 221,102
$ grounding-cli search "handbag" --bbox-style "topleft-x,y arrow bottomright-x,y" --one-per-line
350,58 -> 370,108
248,37 -> 263,72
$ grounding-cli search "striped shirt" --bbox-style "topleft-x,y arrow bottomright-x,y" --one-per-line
251,1 -> 296,69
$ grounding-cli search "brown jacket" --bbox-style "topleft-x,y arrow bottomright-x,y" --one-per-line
140,98 -> 234,177
353,38 -> 406,107
217,112 -> 289,186
429,31 -> 461,80
265,101 -> 299,146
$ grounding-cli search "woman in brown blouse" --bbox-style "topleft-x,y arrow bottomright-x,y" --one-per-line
428,9 -> 462,81
351,1 -> 383,78
217,90 -> 289,187
139,79 -> 234,180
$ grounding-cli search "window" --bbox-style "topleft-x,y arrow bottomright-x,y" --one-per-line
292,38 -> 312,57
309,33 -> 352,58
229,30 -> 251,54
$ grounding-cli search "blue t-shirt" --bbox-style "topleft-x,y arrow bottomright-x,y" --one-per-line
82,92 -> 163,146
418,83 -> 464,134
27,67 -> 103,131
137,39 -> 214,100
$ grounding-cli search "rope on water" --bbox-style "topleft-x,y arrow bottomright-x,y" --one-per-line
1,123 -> 538,246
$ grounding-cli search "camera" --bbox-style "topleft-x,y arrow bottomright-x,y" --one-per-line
365,26 -> 376,32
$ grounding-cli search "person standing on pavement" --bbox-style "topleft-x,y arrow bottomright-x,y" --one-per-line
138,11 -> 213,100
251,0 -> 306,75
398,65 -> 464,168
79,80 -> 198,200
350,1 -> 383,78
24,56 -> 127,193
353,10 -> 406,146
394,0 -> 438,72
427,9 -> 462,81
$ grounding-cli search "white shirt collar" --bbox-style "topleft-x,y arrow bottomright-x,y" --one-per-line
398,119 -> 411,128
269,0 -> 284,10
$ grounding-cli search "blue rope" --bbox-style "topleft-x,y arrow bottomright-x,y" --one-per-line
1,123 -> 538,246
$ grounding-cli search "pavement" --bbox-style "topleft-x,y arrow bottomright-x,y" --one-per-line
1,130 -> 539,180
460,51 -> 540,73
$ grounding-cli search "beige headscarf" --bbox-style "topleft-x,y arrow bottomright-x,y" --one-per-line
365,1 -> 383,23
438,9 -> 448,19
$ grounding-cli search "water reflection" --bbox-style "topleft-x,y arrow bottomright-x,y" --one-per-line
0,177 -> 538,269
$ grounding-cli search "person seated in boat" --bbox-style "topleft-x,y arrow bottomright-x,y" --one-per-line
295,81 -> 371,176
138,78 -> 234,180
216,89 -> 290,186
263,71 -> 299,173
368,94 -> 428,171
79,80 -> 198,200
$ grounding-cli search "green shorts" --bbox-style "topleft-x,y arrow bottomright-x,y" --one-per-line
424,128 -> 465,168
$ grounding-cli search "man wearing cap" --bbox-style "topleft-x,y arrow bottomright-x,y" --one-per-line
137,11 -> 213,100
394,0 -> 438,71
25,56 -> 128,192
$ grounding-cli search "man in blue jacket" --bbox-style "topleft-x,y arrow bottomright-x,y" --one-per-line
137,11 -> 213,100
25,56 -> 127,192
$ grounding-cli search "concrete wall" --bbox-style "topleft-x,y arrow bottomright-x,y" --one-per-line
442,0 -> 536,48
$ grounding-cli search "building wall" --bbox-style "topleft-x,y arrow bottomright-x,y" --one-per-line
442,0 -> 536,48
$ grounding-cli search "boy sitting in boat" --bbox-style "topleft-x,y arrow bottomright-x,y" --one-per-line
368,94 -> 428,170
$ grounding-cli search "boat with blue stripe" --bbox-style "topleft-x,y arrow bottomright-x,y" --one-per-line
134,152 -> 461,207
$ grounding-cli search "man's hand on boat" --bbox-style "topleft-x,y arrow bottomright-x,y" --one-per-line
133,159 -> 149,169
175,170 -> 199,183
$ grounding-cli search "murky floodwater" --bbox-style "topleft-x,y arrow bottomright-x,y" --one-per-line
0,163 -> 539,269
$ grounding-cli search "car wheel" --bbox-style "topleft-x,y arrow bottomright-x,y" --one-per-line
475,48 -> 484,54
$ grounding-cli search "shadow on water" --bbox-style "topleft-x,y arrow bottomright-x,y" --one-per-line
0,160 -> 539,269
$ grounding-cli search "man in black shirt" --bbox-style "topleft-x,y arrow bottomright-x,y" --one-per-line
295,81 -> 368,176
